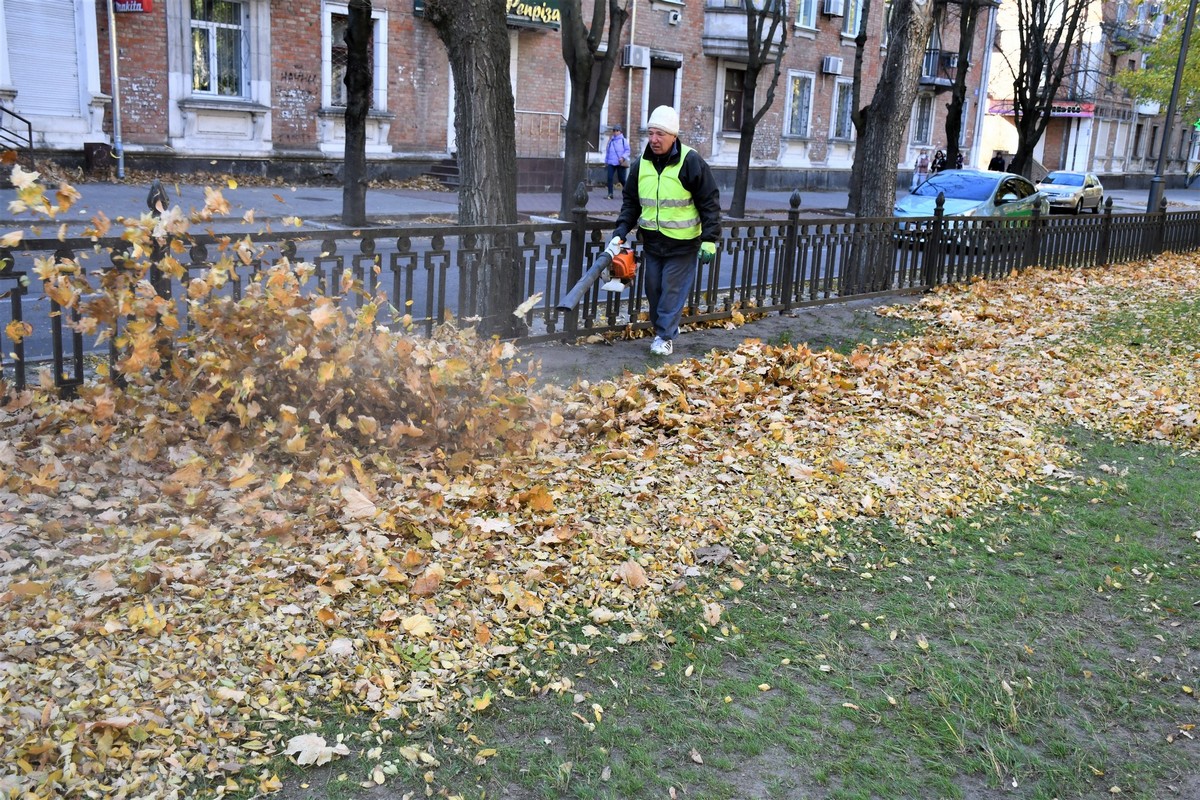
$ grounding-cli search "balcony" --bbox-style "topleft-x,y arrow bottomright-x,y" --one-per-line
919,49 -> 959,90
702,3 -> 785,61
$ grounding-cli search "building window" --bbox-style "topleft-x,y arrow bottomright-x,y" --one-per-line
881,1 -> 894,47
842,0 -> 864,37
786,72 -> 813,137
1149,125 -> 1160,158
796,0 -> 817,29
723,68 -> 745,132
912,94 -> 933,145
647,56 -> 681,124
191,0 -> 247,96
323,2 -> 387,110
833,80 -> 854,139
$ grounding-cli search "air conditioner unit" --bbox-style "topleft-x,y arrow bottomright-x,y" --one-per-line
940,52 -> 960,69
622,44 -> 650,70
822,56 -> 843,75
823,0 -> 845,17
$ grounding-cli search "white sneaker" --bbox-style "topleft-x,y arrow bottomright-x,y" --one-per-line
650,336 -> 673,356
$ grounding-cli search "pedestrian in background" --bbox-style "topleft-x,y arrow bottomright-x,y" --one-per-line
607,106 -> 721,356
931,149 -> 947,174
988,151 -> 1006,171
604,124 -> 630,200
912,150 -> 930,190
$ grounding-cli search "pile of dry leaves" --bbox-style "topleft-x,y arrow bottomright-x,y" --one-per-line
1,173 -> 1197,797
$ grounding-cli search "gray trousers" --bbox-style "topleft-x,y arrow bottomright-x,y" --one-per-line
643,249 -> 698,341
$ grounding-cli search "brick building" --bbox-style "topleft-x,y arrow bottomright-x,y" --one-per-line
980,0 -> 1199,187
0,0 -> 994,189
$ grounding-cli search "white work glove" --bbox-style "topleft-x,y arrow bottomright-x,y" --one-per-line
604,236 -> 623,259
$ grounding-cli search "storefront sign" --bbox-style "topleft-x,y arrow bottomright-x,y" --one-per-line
987,100 -> 1095,118
413,0 -> 559,30
114,0 -> 153,10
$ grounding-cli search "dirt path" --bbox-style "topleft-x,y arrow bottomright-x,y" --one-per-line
525,294 -> 923,388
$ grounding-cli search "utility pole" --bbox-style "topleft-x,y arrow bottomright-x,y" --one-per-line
1148,0 -> 1198,213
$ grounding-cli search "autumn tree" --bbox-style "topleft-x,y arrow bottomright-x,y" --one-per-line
727,0 -> 789,219
1001,0 -> 1093,178
342,0 -> 372,227
941,0 -> 985,171
559,0 -> 629,220
1116,0 -> 1200,108
846,0 -> 937,217
424,0 -> 523,336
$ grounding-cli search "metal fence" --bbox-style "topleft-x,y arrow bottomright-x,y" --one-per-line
2,191 -> 1197,397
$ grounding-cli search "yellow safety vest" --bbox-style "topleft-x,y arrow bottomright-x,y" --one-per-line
637,144 -> 702,240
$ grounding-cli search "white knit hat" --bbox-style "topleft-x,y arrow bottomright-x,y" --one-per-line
647,106 -> 680,136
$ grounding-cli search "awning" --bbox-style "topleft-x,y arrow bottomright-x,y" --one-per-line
988,100 -> 1095,118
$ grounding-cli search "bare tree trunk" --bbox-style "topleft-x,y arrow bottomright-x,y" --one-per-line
729,1 -> 787,219
425,0 -> 522,336
559,0 -> 628,220
845,0 -> 874,215
845,0 -> 935,293
848,0 -> 934,219
341,0 -> 371,227
944,0 -> 982,170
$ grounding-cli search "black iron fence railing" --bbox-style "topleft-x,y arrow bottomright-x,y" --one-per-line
1,191 -> 1194,398
0,105 -> 32,155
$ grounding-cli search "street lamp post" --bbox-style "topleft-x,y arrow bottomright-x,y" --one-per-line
1147,0 -> 1199,213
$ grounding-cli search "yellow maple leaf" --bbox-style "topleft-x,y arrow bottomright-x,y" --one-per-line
402,614 -> 435,637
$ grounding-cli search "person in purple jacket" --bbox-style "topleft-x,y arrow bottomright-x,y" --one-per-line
604,124 -> 631,200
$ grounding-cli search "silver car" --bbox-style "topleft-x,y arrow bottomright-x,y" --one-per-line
1036,170 -> 1105,214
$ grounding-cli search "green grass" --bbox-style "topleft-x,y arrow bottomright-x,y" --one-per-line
1086,296 -> 1200,354
260,430 -> 1199,800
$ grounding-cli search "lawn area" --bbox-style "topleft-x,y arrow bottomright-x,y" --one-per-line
2,210 -> 1198,799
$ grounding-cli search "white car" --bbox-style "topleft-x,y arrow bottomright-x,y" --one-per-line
1036,171 -> 1105,214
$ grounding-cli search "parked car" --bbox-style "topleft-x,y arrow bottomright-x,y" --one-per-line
895,169 -> 1049,219
894,170 -> 1049,251
1036,170 -> 1105,214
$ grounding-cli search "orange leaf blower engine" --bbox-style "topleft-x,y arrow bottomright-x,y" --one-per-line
599,245 -> 638,293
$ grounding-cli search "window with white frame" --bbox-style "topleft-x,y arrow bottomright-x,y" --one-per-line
833,80 -> 854,139
191,0 -> 248,96
842,0 -> 864,37
786,71 -> 813,137
881,0 -> 894,46
796,0 -> 817,29
912,94 -> 933,145
723,68 -> 745,132
323,2 -> 387,110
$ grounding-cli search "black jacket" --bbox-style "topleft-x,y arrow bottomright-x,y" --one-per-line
614,140 -> 722,257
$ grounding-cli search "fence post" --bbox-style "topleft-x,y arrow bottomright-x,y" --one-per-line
1097,196 -> 1113,267
147,180 -> 172,301
781,189 -> 801,312
563,182 -> 590,338
147,180 -> 174,376
921,192 -> 946,288
1023,203 -> 1043,270
1156,194 -> 1168,255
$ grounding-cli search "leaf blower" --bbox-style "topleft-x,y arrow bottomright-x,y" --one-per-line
556,238 -> 639,312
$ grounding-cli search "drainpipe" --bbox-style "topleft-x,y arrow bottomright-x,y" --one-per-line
970,1 -> 998,169
106,0 -> 125,179
625,0 -> 637,137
